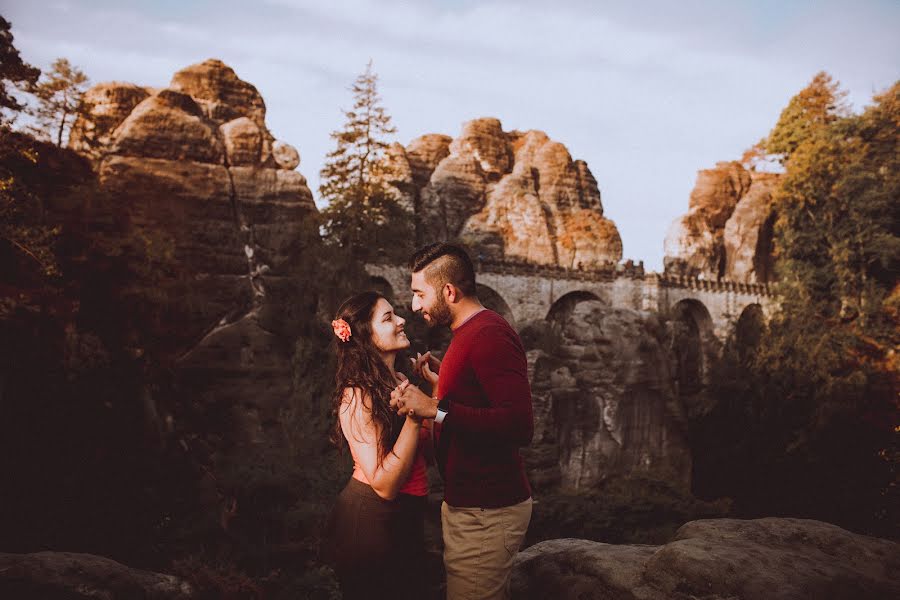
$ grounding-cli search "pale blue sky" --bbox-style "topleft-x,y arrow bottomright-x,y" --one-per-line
5,0 -> 898,269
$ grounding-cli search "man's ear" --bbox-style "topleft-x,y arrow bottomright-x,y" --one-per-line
444,283 -> 459,304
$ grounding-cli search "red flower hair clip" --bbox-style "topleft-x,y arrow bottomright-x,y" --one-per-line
331,318 -> 352,342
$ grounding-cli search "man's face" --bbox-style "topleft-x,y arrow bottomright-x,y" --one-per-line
411,269 -> 452,328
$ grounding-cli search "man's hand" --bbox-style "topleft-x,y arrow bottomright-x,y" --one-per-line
391,382 -> 438,420
410,351 -> 441,388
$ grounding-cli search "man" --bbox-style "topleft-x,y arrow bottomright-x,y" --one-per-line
392,242 -> 534,600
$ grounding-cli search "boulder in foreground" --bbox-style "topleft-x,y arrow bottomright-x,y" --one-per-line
512,517 -> 900,600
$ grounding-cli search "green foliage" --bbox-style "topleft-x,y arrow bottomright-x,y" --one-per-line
0,128 -> 92,281
29,57 -> 89,146
773,80 -> 899,337
0,16 -> 40,123
319,61 -> 413,261
698,80 -> 900,539
764,71 -> 849,163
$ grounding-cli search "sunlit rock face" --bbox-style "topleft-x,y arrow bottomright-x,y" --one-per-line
69,59 -> 316,448
527,300 -> 691,492
664,161 -> 779,283
385,118 -> 622,267
723,172 -> 779,283
69,82 -> 151,155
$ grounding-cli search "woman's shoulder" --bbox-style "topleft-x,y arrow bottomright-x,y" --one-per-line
339,386 -> 373,411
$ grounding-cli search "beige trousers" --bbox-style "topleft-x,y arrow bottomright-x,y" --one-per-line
441,497 -> 533,600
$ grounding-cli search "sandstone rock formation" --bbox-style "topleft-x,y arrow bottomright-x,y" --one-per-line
68,59 -> 315,447
525,300 -> 690,492
68,82 -> 152,154
724,172 -> 778,283
512,518 -> 900,600
70,58 -> 312,332
386,118 -> 622,268
0,551 -> 193,599
664,161 -> 778,283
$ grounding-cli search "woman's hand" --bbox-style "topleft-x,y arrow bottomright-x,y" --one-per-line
391,382 -> 439,420
392,380 -> 427,423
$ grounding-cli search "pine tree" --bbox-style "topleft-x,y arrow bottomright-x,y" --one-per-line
764,71 -> 849,164
0,17 -> 40,124
30,58 -> 89,146
319,61 -> 410,260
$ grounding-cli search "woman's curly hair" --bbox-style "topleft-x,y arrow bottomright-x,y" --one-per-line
330,291 -> 404,464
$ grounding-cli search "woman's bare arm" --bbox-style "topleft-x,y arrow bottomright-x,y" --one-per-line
339,387 -> 421,500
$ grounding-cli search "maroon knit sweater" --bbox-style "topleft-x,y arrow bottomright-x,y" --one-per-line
434,309 -> 533,508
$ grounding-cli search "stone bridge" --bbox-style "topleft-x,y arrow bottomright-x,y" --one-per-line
366,259 -> 776,345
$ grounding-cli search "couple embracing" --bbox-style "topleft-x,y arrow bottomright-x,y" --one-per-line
322,243 -> 534,600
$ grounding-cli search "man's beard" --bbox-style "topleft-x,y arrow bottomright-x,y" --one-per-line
425,295 -> 452,328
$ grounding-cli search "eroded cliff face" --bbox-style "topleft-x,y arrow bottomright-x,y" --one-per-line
387,118 -> 623,268
69,59 -> 316,447
526,300 -> 691,493
663,161 -> 778,283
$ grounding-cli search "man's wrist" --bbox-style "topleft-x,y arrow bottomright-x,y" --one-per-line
434,396 -> 449,424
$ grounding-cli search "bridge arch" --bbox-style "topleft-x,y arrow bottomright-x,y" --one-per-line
546,291 -> 603,325
670,298 -> 716,396
734,302 -> 765,358
477,283 -> 516,328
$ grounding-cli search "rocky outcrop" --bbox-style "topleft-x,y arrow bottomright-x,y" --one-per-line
69,82 -> 151,156
68,60 -> 315,450
526,300 -> 690,492
512,518 -> 900,600
724,172 -> 778,283
0,551 -> 192,599
169,58 -> 267,127
664,162 -> 778,283
70,59 -> 312,343
387,118 -> 622,267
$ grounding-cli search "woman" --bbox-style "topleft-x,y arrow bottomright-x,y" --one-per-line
321,291 -> 430,600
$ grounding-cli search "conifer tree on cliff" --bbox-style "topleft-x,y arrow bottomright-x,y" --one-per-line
30,58 -> 89,146
0,16 -> 40,125
764,71 -> 849,164
319,61 -> 410,260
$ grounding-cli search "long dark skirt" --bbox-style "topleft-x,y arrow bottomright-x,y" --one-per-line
321,478 -> 427,600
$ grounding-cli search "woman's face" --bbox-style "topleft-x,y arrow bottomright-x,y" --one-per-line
370,298 -> 410,353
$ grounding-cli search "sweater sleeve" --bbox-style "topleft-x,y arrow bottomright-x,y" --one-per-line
443,324 -> 534,446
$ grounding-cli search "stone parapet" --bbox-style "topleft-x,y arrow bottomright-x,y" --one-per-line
474,258 -> 646,281
651,272 -> 774,297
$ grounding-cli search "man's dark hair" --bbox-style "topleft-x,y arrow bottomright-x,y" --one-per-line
409,243 -> 477,297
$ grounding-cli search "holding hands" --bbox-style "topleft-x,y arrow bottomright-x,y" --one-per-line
391,351 -> 441,420
390,381 -> 438,420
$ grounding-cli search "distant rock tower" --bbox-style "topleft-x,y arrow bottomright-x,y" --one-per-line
663,161 -> 779,283
385,117 -> 623,269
